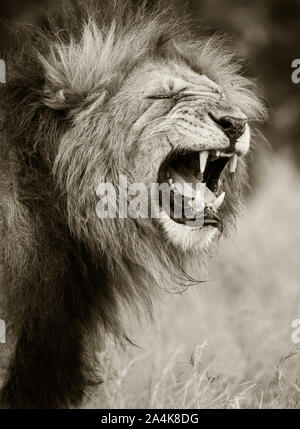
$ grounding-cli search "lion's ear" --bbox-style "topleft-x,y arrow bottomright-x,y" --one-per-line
43,85 -> 89,111
44,88 -> 68,110
39,20 -> 110,112
40,52 -> 86,111
39,52 -> 76,111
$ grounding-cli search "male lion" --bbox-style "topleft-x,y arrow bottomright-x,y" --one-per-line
0,0 -> 265,408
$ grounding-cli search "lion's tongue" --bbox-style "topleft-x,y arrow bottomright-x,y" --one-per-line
169,167 -> 216,205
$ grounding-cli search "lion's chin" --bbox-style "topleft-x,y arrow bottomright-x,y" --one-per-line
160,212 -> 219,252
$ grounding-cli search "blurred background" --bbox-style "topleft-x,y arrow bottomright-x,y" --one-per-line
1,0 -> 300,408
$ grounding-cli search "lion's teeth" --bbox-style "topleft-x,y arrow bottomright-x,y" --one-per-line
229,154 -> 238,173
216,150 -> 221,157
199,151 -> 209,173
212,192 -> 225,210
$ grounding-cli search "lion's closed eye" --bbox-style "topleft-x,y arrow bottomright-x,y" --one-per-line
147,85 -> 191,100
147,93 -> 176,100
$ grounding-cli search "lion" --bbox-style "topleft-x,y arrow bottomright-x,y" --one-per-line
0,0 -> 266,408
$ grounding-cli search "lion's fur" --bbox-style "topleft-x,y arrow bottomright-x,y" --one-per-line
0,0 -> 266,408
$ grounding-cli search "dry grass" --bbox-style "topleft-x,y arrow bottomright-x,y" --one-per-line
87,151 -> 300,409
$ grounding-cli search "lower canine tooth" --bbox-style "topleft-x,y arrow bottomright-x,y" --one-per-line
213,192 -> 225,210
229,154 -> 238,173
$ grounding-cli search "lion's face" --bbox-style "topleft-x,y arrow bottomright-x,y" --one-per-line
107,59 -> 251,251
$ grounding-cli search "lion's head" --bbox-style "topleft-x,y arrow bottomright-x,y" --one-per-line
3,0 -> 266,317
0,0 -> 268,409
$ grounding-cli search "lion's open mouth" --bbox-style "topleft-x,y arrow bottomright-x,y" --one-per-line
158,149 -> 238,228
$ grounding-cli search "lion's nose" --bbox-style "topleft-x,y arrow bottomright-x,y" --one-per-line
208,112 -> 246,142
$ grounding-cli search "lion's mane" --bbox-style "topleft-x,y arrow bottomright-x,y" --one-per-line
0,0 -> 265,408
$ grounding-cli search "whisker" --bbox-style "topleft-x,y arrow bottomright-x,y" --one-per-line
253,128 -> 272,148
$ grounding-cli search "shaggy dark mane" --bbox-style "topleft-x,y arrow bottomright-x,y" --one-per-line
0,0 -> 187,409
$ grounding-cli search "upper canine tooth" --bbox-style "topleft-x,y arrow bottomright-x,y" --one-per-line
213,192 -> 225,210
216,151 -> 221,157
200,151 -> 209,173
229,154 -> 238,173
